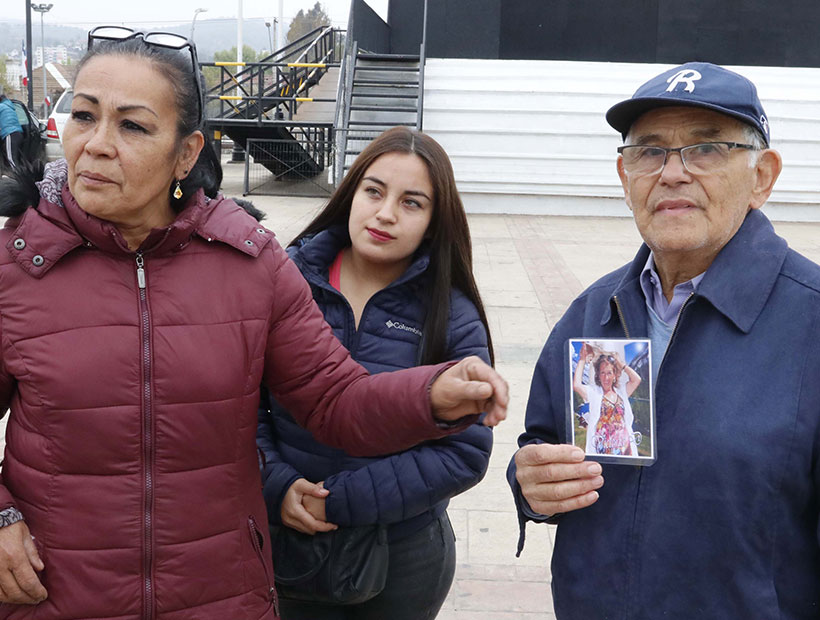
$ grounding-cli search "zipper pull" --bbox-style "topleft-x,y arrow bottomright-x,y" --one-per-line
136,254 -> 146,289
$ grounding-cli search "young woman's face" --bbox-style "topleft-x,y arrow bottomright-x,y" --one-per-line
348,151 -> 434,272
598,360 -> 616,392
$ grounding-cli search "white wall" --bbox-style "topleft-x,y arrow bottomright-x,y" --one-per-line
423,59 -> 820,221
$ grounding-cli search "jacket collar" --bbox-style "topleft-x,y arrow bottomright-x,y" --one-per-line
60,185 -> 210,255
6,188 -> 272,278
292,225 -> 431,289
602,209 -> 787,334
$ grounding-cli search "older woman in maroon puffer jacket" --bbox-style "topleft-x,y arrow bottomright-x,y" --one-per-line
0,29 -> 507,620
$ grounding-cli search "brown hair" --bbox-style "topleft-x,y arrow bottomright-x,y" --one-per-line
292,127 -> 494,365
593,355 -> 618,387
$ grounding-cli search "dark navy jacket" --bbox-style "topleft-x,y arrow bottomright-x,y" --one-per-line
258,226 -> 492,541
507,210 -> 820,619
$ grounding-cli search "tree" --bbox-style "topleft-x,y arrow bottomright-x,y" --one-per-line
287,2 -> 330,43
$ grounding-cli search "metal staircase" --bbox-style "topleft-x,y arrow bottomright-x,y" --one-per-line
203,1 -> 430,194
334,45 -> 426,184
203,27 -> 344,181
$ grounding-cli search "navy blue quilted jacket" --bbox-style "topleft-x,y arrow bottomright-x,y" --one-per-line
257,226 -> 493,541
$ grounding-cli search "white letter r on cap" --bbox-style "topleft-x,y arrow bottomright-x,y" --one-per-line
666,69 -> 702,93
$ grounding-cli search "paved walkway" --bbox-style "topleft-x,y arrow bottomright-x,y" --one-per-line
221,164 -> 820,618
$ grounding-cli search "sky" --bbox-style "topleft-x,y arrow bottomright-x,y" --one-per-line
0,0 -> 388,30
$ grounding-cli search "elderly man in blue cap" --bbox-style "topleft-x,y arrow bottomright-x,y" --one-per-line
508,62 -> 820,618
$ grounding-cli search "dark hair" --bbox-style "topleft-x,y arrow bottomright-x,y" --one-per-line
292,127 -> 494,366
593,355 -> 617,387
75,37 -> 222,209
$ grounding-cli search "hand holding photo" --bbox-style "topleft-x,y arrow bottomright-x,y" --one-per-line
568,338 -> 655,465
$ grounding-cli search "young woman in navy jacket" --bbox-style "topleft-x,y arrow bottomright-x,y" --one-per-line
257,127 -> 494,619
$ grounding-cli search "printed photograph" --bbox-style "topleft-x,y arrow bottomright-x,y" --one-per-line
569,339 -> 654,465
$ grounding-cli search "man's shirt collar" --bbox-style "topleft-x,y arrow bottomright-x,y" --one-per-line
639,253 -> 706,325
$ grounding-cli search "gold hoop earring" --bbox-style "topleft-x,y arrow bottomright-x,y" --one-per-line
173,179 -> 183,200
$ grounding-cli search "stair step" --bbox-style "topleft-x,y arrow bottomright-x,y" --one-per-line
353,80 -> 419,90
357,53 -> 420,62
351,92 -> 418,99
354,65 -> 419,72
350,104 -> 418,113
347,120 -> 417,127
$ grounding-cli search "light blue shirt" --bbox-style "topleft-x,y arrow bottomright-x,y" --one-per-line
639,253 -> 705,382
639,254 -> 705,325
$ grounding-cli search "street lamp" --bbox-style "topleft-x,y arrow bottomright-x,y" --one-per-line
190,8 -> 207,42
264,20 -> 273,55
30,3 -> 52,117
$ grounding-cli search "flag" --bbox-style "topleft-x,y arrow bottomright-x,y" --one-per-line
21,41 -> 28,88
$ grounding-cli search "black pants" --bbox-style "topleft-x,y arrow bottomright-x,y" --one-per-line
2,131 -> 23,170
278,513 -> 457,620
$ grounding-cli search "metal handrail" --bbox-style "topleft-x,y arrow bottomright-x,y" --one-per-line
294,26 -> 334,64
206,26 -> 327,99
417,0 -> 428,130
333,3 -> 356,185
335,40 -> 359,185
205,28 -> 344,123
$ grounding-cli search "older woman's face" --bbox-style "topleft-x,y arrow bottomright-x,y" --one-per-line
598,360 -> 616,392
63,54 -> 188,230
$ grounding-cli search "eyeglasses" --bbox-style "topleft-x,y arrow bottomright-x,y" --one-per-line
617,141 -> 758,177
87,26 -> 203,125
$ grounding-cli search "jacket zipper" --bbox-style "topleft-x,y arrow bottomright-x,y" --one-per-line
136,253 -> 154,620
612,295 -> 631,338
248,516 -> 279,615
616,289 -> 694,619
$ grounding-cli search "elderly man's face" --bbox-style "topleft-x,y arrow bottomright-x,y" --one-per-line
617,106 -> 776,266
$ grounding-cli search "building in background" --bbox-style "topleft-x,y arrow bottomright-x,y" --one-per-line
35,45 -> 69,67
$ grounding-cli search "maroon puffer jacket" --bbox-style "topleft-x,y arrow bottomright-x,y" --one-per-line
0,186 -> 458,620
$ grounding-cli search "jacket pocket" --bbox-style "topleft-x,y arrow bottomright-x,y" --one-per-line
248,516 -> 279,618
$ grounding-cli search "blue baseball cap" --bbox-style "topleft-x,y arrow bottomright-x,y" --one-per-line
606,62 -> 770,146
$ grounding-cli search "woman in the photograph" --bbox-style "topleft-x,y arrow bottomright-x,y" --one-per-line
0,29 -> 507,620
257,127 -> 493,620
573,343 -> 640,456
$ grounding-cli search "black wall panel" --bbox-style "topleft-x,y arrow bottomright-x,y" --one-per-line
500,0 -> 659,63
388,0 -> 501,57
371,0 -> 820,67
352,0 -> 391,54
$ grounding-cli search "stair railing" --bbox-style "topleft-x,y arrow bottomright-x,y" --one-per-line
334,39 -> 359,186
417,0 -> 428,130
203,27 -> 343,124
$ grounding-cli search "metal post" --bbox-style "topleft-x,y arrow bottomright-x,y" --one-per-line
41,12 -> 46,114
236,0 -> 243,64
277,0 -> 284,48
30,3 -> 52,117
190,8 -> 207,42
265,21 -> 273,55
25,1 -> 33,110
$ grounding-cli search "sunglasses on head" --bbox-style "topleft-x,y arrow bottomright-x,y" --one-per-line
87,26 -> 203,125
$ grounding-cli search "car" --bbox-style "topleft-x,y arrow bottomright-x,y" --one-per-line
0,98 -> 47,176
46,88 -> 73,162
